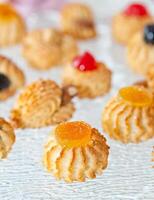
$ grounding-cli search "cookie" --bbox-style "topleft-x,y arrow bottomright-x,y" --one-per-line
10,80 -> 75,128
0,3 -> 26,46
61,3 -> 96,39
0,55 -> 25,101
0,118 -> 15,159
43,121 -> 109,182
127,24 -> 154,75
22,28 -> 78,70
102,86 -> 154,143
62,52 -> 111,98
112,3 -> 152,44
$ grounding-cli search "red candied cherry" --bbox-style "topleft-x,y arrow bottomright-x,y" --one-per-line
73,52 -> 97,72
123,3 -> 149,17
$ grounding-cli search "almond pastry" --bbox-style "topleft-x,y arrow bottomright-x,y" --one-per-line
102,86 -> 154,143
61,3 -> 96,39
62,52 -> 111,98
43,121 -> 109,182
127,24 -> 154,75
0,55 -> 25,101
0,3 -> 26,46
0,118 -> 15,159
22,28 -> 78,70
112,3 -> 152,45
10,80 -> 75,128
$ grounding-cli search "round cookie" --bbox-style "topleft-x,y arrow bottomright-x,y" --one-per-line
127,24 -> 154,75
61,3 -> 96,39
112,3 -> 152,45
0,55 -> 25,101
62,52 -> 112,98
102,86 -> 154,143
43,121 -> 109,182
22,28 -> 78,70
0,3 -> 26,46
10,80 -> 75,128
0,118 -> 15,159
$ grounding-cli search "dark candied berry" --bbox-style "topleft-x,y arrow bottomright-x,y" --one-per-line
0,73 -> 11,91
144,24 -> 154,45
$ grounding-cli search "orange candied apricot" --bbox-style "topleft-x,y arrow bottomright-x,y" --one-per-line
55,121 -> 92,148
119,86 -> 153,107
0,4 -> 18,21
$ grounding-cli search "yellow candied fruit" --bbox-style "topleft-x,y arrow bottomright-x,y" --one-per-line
55,121 -> 92,148
0,4 -> 18,21
119,86 -> 153,107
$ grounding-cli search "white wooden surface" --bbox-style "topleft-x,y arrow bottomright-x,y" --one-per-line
0,6 -> 154,200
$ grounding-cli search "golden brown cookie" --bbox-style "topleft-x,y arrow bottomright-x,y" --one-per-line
61,3 -> 96,39
127,24 -> 154,75
10,80 -> 75,128
102,86 -> 154,143
112,3 -> 152,45
62,52 -> 111,98
43,121 -> 109,182
22,28 -> 78,70
0,55 -> 25,101
0,118 -> 15,159
0,3 -> 26,46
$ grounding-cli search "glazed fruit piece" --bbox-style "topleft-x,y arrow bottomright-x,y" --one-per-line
0,3 -> 26,46
0,118 -> 15,159
127,24 -> 154,75
22,28 -> 78,70
10,80 -> 75,128
112,3 -> 152,44
102,86 -> 154,143
62,52 -> 112,98
61,3 -> 96,39
124,4 -> 149,16
0,55 -> 25,101
43,121 -> 109,182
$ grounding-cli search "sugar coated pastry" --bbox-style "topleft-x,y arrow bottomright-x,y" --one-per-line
61,3 -> 96,39
62,52 -> 112,98
22,28 -> 78,70
0,118 -> 15,159
0,55 -> 25,101
127,24 -> 154,75
102,86 -> 154,143
0,3 -> 26,46
112,3 -> 152,44
10,80 -> 75,128
43,121 -> 109,182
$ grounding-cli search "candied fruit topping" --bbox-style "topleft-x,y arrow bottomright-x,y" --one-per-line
144,24 -> 154,45
0,73 -> 11,91
55,121 -> 92,148
123,3 -> 149,17
119,86 -> 153,107
73,51 -> 97,72
0,4 -> 18,21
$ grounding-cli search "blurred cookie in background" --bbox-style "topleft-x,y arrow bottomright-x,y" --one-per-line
61,3 -> 96,39
112,3 -> 153,45
22,28 -> 78,70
